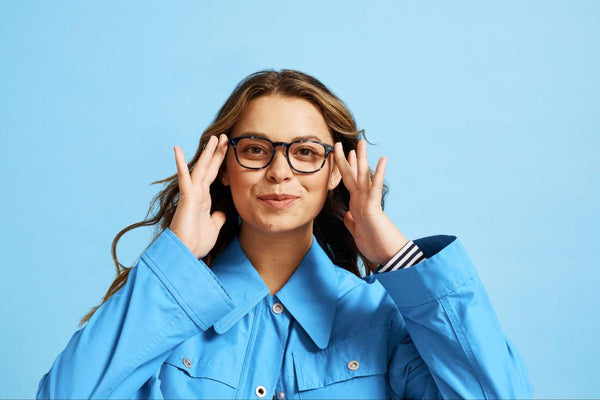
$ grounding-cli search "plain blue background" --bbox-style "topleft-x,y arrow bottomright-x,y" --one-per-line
1,1 -> 598,398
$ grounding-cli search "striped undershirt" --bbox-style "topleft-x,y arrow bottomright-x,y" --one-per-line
373,240 -> 427,273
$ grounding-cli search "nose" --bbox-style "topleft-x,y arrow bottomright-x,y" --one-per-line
265,146 -> 293,182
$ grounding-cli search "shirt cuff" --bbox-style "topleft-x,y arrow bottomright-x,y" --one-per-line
374,235 -> 475,306
373,240 -> 427,273
141,227 -> 236,330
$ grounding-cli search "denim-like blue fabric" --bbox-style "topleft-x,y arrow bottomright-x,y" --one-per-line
37,228 -> 533,399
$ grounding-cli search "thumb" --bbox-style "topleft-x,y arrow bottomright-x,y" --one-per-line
211,210 -> 227,230
343,210 -> 355,233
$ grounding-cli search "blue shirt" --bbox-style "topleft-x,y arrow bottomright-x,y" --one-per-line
37,227 -> 533,399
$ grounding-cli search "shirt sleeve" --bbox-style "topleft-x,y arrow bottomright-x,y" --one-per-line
374,234 -> 534,399
373,240 -> 427,273
36,228 -> 236,400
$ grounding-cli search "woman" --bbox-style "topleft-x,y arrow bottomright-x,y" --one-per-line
37,69 -> 533,399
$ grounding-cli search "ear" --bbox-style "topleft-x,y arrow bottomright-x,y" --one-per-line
219,167 -> 230,186
328,164 -> 342,190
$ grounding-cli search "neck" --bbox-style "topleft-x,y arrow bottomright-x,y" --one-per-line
238,221 -> 314,295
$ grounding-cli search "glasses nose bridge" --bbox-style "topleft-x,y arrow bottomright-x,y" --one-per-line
269,141 -> 291,162
272,141 -> 289,151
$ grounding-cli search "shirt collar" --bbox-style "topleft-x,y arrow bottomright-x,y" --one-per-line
211,234 -> 338,349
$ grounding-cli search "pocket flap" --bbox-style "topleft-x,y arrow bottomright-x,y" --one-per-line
292,324 -> 389,391
164,336 -> 242,389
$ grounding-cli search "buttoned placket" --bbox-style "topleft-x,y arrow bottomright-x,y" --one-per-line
270,298 -> 287,400
238,294 -> 292,399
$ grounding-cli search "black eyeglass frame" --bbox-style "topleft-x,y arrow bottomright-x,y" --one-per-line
228,135 -> 335,174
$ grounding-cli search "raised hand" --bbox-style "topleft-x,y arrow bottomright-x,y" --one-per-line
169,134 -> 229,259
333,139 -> 409,267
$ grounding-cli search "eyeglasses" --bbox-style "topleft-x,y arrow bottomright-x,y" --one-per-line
228,135 -> 335,173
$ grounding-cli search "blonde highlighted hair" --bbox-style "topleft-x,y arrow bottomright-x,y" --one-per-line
79,68 -> 388,327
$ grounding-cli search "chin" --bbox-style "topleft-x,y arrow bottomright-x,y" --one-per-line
247,215 -> 312,234
258,221 -> 303,233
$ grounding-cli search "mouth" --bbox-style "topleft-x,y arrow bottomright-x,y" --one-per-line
258,194 -> 300,210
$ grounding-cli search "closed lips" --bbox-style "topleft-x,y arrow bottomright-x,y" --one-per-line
258,194 -> 299,200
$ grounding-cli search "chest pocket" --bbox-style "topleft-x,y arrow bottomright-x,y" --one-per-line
159,332 -> 244,399
292,324 -> 390,399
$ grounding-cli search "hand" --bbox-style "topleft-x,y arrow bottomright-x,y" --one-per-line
333,139 -> 409,268
169,134 -> 229,259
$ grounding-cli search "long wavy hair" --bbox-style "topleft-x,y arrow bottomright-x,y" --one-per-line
79,68 -> 389,327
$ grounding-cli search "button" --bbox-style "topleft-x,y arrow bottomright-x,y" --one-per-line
277,391 -> 285,399
347,360 -> 360,370
255,385 -> 267,397
272,302 -> 284,314
182,358 -> 192,368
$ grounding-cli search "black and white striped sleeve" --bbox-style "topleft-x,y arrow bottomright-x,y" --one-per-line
373,240 -> 427,273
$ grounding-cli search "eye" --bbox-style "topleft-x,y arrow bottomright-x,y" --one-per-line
242,145 -> 268,155
292,145 -> 321,159
298,147 -> 315,156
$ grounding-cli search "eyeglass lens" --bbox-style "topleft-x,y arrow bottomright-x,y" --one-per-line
235,137 -> 326,172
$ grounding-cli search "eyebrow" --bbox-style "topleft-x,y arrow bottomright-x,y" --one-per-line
238,131 -> 326,142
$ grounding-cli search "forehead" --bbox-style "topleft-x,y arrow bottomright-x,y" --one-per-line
231,94 -> 333,143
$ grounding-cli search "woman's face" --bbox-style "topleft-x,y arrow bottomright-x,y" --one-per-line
220,94 -> 341,234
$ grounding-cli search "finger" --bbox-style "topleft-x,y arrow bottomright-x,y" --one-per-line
370,156 -> 387,202
192,135 -> 219,182
348,149 -> 358,182
204,134 -> 229,183
173,146 -> 192,193
343,210 -> 355,233
210,210 -> 227,230
333,142 -> 358,192
357,140 -> 369,190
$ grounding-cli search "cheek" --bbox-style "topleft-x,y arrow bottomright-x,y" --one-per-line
310,170 -> 331,191
307,180 -> 327,195
302,175 -> 330,203
225,154 -> 247,187
225,158 -> 259,211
